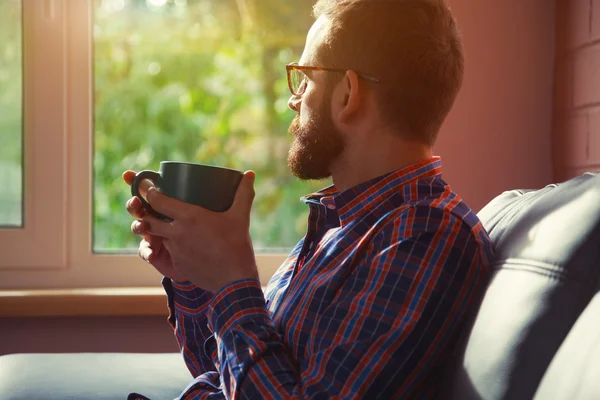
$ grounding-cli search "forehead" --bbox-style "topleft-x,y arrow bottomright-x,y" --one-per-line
298,15 -> 331,65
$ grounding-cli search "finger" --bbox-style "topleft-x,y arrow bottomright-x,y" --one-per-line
139,239 -> 152,262
132,220 -> 169,244
131,219 -> 151,236
130,179 -> 155,200
122,170 -> 137,186
138,179 -> 156,198
123,170 -> 154,197
146,234 -> 164,249
146,187 -> 192,221
139,239 -> 161,263
126,197 -> 147,219
141,211 -> 176,238
231,170 -> 256,216
139,234 -> 163,251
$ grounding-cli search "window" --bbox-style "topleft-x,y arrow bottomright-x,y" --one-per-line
1,0 -> 323,289
0,0 -> 68,275
0,0 -> 23,227
93,0 -> 323,254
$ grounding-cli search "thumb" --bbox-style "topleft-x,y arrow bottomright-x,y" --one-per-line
231,170 -> 256,214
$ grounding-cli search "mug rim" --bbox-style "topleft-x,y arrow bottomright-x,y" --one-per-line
159,161 -> 243,174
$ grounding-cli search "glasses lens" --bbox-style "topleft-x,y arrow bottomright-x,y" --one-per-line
291,69 -> 307,95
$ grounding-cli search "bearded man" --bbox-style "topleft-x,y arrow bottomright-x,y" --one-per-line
124,0 -> 494,398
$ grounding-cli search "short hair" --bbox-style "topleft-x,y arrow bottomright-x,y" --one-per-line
313,0 -> 464,145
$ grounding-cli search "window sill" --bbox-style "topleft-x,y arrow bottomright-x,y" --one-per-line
0,288 -> 168,318
0,286 -> 270,317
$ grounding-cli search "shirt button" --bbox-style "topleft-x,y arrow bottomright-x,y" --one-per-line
327,204 -> 336,210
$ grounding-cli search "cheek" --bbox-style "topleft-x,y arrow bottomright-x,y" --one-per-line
299,108 -> 310,127
298,90 -> 319,125
298,101 -> 310,127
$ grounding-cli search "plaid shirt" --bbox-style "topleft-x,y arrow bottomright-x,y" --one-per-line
129,157 -> 494,400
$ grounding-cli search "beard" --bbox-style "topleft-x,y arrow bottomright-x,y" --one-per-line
287,104 -> 345,181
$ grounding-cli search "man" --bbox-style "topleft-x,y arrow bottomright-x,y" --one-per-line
124,0 -> 494,398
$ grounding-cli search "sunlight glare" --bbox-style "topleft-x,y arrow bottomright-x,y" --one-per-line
147,0 -> 168,8
102,0 -> 125,13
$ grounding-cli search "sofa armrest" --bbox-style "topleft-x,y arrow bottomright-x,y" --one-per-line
0,353 -> 191,400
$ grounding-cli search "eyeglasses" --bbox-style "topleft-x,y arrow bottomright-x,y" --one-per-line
286,62 -> 380,96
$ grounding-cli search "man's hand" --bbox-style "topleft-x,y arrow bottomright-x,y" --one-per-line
123,170 -> 188,283
137,170 -> 259,293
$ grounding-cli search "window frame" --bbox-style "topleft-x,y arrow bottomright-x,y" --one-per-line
0,0 -> 287,290
0,0 -> 68,273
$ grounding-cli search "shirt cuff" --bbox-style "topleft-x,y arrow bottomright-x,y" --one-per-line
208,278 -> 269,335
162,276 -> 213,320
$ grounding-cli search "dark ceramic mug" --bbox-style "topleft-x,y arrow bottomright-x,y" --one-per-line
131,162 -> 244,221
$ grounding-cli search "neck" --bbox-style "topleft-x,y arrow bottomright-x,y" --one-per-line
330,135 -> 433,192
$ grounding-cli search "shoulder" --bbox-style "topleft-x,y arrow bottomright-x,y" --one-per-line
373,190 -> 492,256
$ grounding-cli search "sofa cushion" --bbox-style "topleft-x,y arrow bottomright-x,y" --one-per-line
444,172 -> 600,400
533,274 -> 600,399
0,353 -> 191,400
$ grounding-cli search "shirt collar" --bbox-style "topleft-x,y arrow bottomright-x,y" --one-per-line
301,157 -> 443,227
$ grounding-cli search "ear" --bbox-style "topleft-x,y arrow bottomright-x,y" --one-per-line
337,70 -> 362,124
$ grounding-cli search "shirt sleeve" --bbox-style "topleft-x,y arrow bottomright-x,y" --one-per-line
200,207 -> 491,399
162,277 -> 218,378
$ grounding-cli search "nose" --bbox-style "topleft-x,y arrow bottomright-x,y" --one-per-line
288,94 -> 301,113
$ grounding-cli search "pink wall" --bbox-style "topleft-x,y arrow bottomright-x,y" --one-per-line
554,0 -> 600,181
438,0 -> 555,211
0,1 -> 558,356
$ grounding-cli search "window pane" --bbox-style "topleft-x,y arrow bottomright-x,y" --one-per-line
93,0 -> 323,253
0,0 -> 23,228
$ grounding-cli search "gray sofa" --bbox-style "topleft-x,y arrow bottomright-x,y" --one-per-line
1,172 -> 599,400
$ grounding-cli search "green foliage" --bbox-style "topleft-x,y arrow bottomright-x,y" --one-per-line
0,0 -> 21,164
93,0 -> 329,252
0,0 -> 23,226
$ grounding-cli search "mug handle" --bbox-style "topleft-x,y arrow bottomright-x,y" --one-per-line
130,170 -> 171,221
